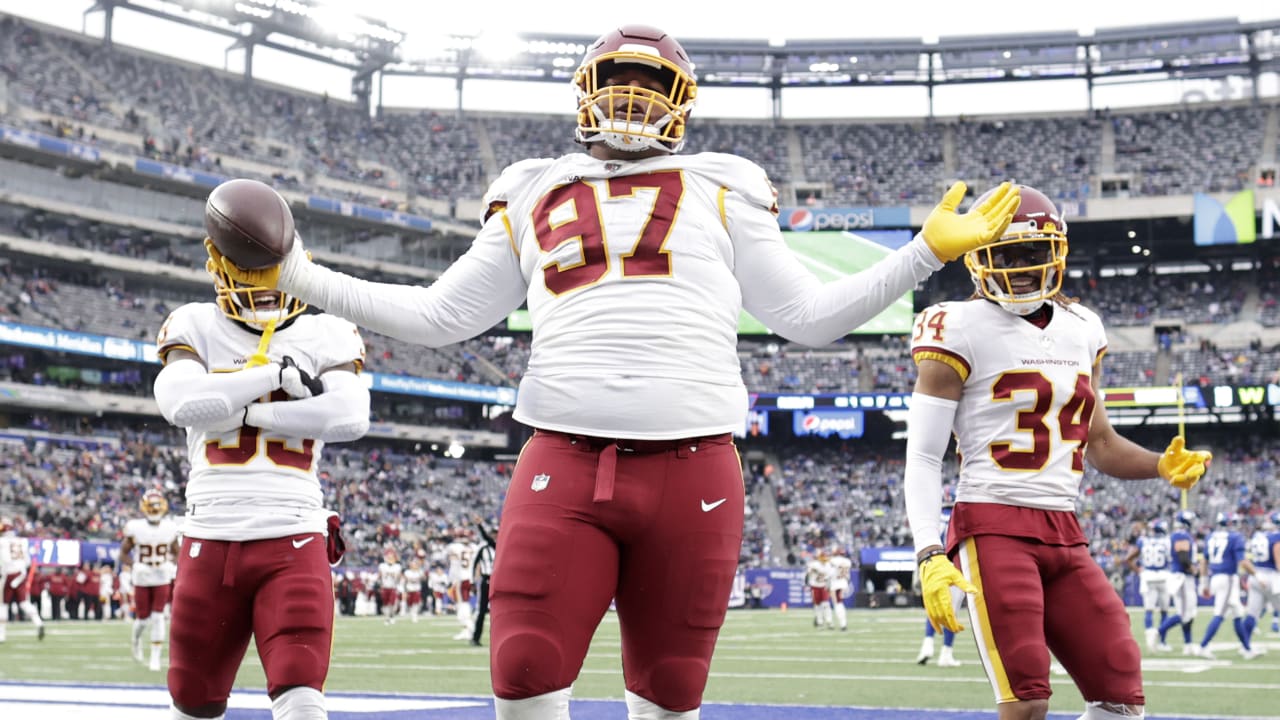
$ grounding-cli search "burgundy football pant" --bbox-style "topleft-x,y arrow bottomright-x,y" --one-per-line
489,430 -> 744,712
956,534 -> 1144,706
167,533 -> 333,710
134,583 -> 171,620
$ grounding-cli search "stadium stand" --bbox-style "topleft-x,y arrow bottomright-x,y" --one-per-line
0,9 -> 1277,592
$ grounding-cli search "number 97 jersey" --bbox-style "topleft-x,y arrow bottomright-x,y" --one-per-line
910,299 -> 1107,512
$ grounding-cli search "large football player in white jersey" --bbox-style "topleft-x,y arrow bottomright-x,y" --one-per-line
120,489 -> 180,670
903,184 -> 1212,720
214,24 -> 1020,720
0,517 -> 44,642
153,226 -> 370,720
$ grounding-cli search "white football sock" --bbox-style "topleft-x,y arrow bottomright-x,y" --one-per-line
271,686 -> 326,719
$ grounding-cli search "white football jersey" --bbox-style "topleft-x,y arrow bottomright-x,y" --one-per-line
378,561 -> 402,589
446,541 -> 474,584
911,300 -> 1107,512
302,151 -> 936,440
0,535 -> 28,575
123,517 -> 180,587
156,303 -> 365,541
428,569 -> 449,593
403,568 -> 424,593
805,559 -> 832,588
828,555 -> 853,591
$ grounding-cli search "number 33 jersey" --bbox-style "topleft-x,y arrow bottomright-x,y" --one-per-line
156,303 -> 364,540
910,299 -> 1107,512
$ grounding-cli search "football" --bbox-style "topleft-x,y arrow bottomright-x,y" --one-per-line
204,178 -> 295,269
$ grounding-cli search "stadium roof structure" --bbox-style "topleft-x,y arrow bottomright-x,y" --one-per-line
83,3 -> 1280,117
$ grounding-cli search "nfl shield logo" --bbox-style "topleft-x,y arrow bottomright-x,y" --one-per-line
531,473 -> 551,492
189,542 -> 202,558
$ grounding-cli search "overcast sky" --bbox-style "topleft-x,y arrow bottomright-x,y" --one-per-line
1,1 -> 1277,118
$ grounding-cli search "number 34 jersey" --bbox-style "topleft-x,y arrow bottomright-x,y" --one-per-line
910,299 -> 1107,512
156,303 -> 364,541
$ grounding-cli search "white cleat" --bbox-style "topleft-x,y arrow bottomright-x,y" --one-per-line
1155,642 -> 1172,652
132,641 -> 144,663
1197,646 -> 1215,660
1239,647 -> 1263,660
1182,644 -> 1197,656
453,629 -> 472,640
938,649 -> 962,667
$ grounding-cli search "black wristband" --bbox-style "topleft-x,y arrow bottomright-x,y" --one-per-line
918,548 -> 947,565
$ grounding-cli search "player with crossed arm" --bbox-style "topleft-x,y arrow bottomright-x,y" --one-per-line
120,489 -> 180,670
1124,520 -> 1174,652
1194,512 -> 1257,659
212,23 -> 1020,719
1157,510 -> 1202,654
154,180 -> 370,720
904,184 -> 1212,720
1241,511 -> 1280,653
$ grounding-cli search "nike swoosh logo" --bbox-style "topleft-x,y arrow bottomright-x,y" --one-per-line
292,537 -> 316,549
701,498 -> 727,512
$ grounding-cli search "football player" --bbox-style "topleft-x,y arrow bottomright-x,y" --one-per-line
805,549 -> 834,630
0,517 -> 44,642
445,531 -> 476,640
402,558 -> 426,624
153,229 -> 369,720
1193,512 -> 1255,659
214,23 -> 1020,718
1242,511 -> 1280,654
377,548 -> 403,625
903,184 -> 1212,720
827,547 -> 853,632
1124,519 -> 1174,651
1157,510 -> 1202,654
120,489 -> 180,670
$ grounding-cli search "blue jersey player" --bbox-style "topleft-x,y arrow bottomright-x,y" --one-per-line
1158,510 -> 1201,654
1241,512 -> 1280,655
1195,512 -> 1254,659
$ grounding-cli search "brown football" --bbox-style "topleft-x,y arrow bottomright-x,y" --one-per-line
204,179 -> 295,269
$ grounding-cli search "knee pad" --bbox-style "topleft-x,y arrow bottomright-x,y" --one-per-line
625,689 -> 701,719
492,629 -> 566,699
271,686 -> 326,720
494,687 -> 571,720
635,657 -> 708,714
170,704 -> 225,720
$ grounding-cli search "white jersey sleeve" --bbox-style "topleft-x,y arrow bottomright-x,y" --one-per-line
911,300 -> 1108,511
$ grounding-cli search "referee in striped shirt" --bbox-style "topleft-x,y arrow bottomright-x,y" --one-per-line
470,521 -> 497,647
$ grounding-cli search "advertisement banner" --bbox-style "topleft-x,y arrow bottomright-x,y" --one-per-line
134,158 -> 229,189
0,125 -> 101,163
307,196 -> 432,232
792,409 -> 865,439
778,207 -> 912,232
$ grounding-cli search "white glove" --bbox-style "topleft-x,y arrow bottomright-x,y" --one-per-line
280,356 -> 324,399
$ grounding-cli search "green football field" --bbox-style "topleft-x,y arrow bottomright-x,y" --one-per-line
0,607 -> 1274,717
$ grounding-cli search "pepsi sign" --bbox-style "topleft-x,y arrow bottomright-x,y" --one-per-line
779,206 -> 911,231
792,409 -> 865,439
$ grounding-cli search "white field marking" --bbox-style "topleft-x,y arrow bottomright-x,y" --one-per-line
0,683 -> 485,712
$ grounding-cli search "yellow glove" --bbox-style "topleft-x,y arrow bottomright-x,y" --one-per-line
922,181 -> 1020,262
1157,436 -> 1212,490
919,553 -> 978,633
243,319 -> 277,369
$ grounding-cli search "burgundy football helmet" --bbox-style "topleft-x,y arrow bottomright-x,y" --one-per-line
574,25 -> 697,154
964,184 -> 1069,315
